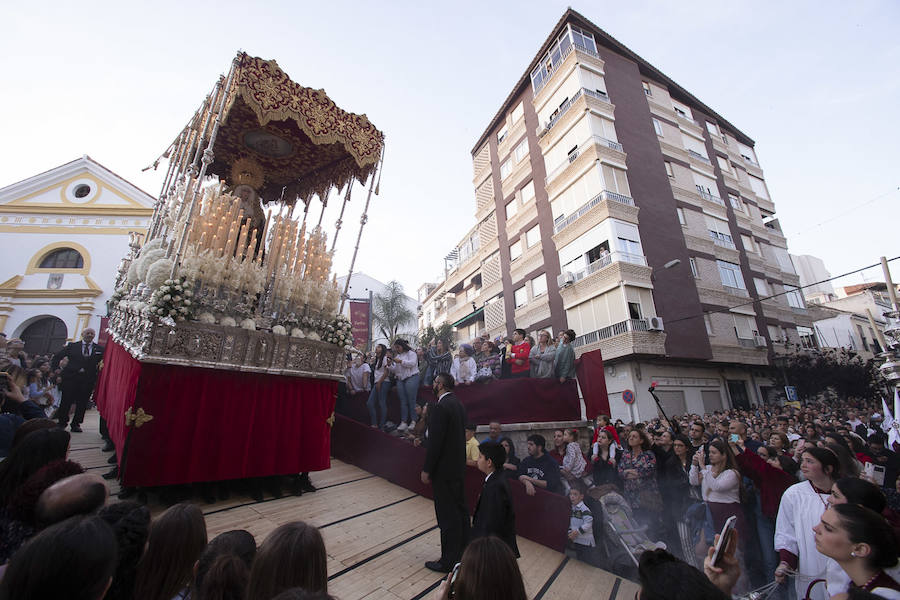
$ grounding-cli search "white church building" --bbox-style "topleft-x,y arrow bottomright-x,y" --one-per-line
0,156 -> 154,354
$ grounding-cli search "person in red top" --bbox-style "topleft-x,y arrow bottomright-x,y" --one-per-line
506,329 -> 531,379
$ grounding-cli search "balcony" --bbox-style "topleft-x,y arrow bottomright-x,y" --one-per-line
559,253 -> 652,310
554,189 -> 634,234
688,149 -> 712,165
698,189 -> 726,207
737,337 -> 758,349
541,88 -> 612,137
533,41 -> 605,96
572,318 -> 666,360
545,136 -> 623,184
572,251 -> 646,283
709,231 -> 736,249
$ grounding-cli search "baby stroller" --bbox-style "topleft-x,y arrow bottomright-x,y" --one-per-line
588,486 -> 667,578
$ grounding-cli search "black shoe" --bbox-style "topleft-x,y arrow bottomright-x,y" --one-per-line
102,440 -> 115,452
288,477 -> 304,497
107,454 -> 118,464
70,424 -> 83,433
425,560 -> 452,573
102,467 -> 119,480
299,473 -> 317,493
264,477 -> 283,500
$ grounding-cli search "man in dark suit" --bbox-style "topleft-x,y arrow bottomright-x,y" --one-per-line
471,440 -> 519,556
421,372 -> 470,572
51,328 -> 103,432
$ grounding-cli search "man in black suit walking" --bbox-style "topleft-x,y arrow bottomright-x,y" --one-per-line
421,372 -> 470,572
51,328 -> 103,432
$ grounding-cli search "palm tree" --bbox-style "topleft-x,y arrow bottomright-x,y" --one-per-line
373,280 -> 415,344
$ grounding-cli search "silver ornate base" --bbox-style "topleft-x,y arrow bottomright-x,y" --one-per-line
108,307 -> 345,380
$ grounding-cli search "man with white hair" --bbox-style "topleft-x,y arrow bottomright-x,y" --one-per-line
51,328 -> 104,432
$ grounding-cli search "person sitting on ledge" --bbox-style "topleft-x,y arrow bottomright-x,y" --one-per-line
465,424 -> 480,467
518,434 -> 562,496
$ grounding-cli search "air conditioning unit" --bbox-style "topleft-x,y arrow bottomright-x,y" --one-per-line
647,316 -> 665,331
754,335 -> 767,347
557,271 -> 575,288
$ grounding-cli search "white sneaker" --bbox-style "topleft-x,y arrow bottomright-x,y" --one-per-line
397,422 -> 408,431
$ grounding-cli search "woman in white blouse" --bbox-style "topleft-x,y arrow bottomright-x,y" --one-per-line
449,344 -> 477,385
690,438 -> 747,569
389,339 -> 419,432
366,344 -> 391,429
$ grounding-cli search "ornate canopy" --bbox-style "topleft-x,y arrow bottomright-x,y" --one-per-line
185,53 -> 385,205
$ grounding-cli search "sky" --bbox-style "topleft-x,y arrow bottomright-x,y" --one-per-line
2,0 -> 899,302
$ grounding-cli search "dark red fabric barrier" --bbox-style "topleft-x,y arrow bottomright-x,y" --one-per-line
340,377 -> 580,425
331,414 -> 571,552
95,340 -> 336,487
575,349 -> 609,420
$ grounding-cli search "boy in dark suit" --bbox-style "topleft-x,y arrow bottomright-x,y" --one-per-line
472,441 -> 519,557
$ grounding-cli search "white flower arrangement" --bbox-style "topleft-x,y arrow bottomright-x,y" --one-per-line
145,258 -> 175,291
240,318 -> 256,330
220,316 -> 237,327
136,248 -> 167,281
320,313 -> 353,348
290,328 -> 304,338
149,276 -> 195,322
198,312 -> 216,324
272,325 -> 287,335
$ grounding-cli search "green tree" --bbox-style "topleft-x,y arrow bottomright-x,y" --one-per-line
774,346 -> 883,401
372,281 -> 415,344
419,323 -> 454,348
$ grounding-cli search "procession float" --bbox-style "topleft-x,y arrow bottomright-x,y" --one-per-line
96,52 -> 384,487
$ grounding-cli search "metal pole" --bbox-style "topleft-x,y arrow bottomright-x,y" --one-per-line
315,188 -> 330,229
368,289 -> 374,352
339,146 -> 384,314
882,256 -> 900,312
170,54 -> 241,278
330,183 -> 353,253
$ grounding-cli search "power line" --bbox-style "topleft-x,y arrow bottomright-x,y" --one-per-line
786,186 -> 899,238
664,255 -> 900,326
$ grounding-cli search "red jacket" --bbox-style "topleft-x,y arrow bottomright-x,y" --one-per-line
736,448 -> 796,521
508,342 -> 531,374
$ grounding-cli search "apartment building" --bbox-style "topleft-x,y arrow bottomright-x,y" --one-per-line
418,9 -> 814,421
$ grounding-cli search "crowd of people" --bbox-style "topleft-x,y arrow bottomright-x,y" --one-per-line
345,329 -> 578,430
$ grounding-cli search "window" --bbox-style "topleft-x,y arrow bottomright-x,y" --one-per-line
531,274 -> 548,298
586,242 -> 611,266
785,285 -> 805,309
706,121 -> 719,136
741,235 -> 756,254
677,207 -> 686,225
511,102 -> 524,125
672,100 -> 691,119
617,236 -> 642,257
520,180 -> 535,204
768,325 -> 784,342
505,199 -> 518,220
704,314 -> 714,335
509,240 -> 522,261
642,81 -> 652,96
665,161 -> 674,178
749,175 -> 769,199
717,156 -> 731,174
797,327 -> 816,349
514,286 -> 528,308
570,25 -> 597,52
754,278 -> 770,296
729,194 -> 744,212
39,248 -> 84,269
690,257 -> 699,278
717,260 -> 746,290
628,302 -> 642,320
525,224 -> 541,248
514,139 -> 529,163
499,159 -> 512,179
652,118 -> 663,136
497,125 -> 509,145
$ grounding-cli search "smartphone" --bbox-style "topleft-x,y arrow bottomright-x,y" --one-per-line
447,562 -> 461,598
729,433 -> 741,443
711,515 -> 737,567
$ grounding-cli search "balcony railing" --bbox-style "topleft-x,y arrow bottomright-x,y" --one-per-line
533,42 -> 601,94
554,189 -> 635,233
541,87 -> 613,137
571,251 -> 647,282
708,231 -> 736,249
737,337 -> 757,348
545,135 -> 625,184
723,284 -> 750,298
688,149 -> 712,164
573,318 -> 650,348
698,189 -> 725,206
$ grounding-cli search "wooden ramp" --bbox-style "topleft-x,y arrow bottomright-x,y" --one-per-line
71,410 -> 638,600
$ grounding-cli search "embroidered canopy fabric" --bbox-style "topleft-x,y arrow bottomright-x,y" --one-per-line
200,52 -> 384,205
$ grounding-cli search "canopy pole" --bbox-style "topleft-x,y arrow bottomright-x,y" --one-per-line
315,189 -> 330,229
340,146 -> 384,314
170,54 -> 241,278
329,183 -> 353,253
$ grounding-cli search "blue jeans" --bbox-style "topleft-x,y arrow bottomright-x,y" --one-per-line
366,380 -> 391,427
396,374 -> 419,424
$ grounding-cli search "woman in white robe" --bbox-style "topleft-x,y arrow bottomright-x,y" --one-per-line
775,447 -> 842,600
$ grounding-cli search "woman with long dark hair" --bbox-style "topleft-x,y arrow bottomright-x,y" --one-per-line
0,428 -> 70,506
133,503 -> 208,600
389,339 -> 420,432
98,501 -> 151,600
430,536 -> 527,600
774,446 -> 842,600
246,521 -> 328,600
366,343 -> 391,429
498,437 -> 520,480
618,429 -> 663,535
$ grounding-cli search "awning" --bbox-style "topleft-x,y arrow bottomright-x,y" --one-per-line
452,307 -> 484,329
